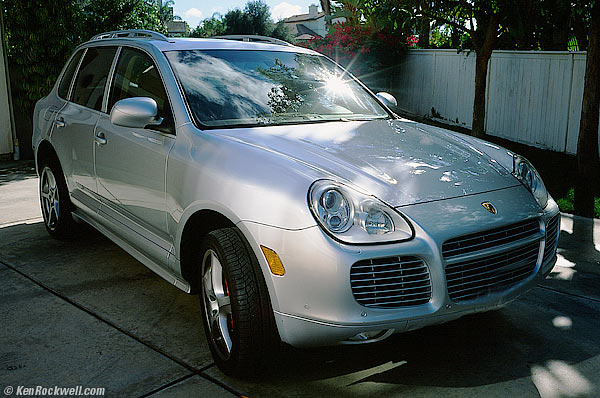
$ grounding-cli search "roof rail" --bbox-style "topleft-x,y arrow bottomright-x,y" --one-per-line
90,29 -> 174,43
210,35 -> 293,47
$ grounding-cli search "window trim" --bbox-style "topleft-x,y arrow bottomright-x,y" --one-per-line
105,44 -> 176,135
102,46 -> 122,114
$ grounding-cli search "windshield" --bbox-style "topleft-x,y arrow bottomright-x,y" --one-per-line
165,50 -> 389,127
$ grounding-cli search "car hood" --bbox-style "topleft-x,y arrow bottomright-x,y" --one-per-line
214,119 -> 520,207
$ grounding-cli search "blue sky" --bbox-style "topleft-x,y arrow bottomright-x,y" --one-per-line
172,0 -> 319,29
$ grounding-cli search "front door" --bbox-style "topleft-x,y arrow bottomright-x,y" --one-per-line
94,47 -> 175,247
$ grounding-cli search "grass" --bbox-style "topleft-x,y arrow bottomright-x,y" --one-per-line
556,188 -> 600,218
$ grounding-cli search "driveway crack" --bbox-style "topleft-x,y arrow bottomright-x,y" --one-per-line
0,259 -> 243,397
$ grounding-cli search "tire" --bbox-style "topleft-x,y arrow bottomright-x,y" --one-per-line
39,161 -> 76,238
197,227 -> 280,377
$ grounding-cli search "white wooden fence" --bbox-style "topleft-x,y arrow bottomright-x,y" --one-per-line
389,49 -> 600,155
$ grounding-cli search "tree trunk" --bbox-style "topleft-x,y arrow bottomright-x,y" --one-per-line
419,2 -> 430,48
575,4 -> 600,217
320,0 -> 331,29
471,14 -> 499,138
573,11 -> 588,51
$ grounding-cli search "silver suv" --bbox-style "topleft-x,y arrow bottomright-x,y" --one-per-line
33,30 -> 560,377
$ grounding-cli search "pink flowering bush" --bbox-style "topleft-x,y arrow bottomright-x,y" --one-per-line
407,35 -> 419,48
298,23 -> 407,78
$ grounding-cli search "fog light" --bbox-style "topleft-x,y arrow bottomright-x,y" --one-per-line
260,245 -> 285,276
347,330 -> 386,342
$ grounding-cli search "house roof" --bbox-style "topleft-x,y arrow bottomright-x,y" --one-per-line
283,11 -> 325,23
295,23 -> 321,38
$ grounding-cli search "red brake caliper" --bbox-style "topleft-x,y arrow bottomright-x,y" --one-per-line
224,278 -> 233,330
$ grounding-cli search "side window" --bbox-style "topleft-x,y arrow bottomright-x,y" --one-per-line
58,49 -> 84,100
108,47 -> 173,129
72,46 -> 117,111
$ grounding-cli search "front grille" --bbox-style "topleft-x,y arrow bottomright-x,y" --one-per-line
350,256 -> 431,308
442,219 -> 540,258
542,215 -> 560,264
445,241 -> 540,301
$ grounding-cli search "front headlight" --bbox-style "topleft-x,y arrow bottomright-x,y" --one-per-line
309,180 -> 414,244
512,155 -> 548,208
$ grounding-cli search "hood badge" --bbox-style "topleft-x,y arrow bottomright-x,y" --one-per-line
481,202 -> 497,214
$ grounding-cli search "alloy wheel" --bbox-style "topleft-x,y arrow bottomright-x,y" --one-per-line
201,249 -> 233,360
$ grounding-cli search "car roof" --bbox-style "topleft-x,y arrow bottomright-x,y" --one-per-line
82,30 -> 319,55
152,37 -> 317,54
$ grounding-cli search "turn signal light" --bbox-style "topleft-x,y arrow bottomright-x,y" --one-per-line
260,245 -> 285,276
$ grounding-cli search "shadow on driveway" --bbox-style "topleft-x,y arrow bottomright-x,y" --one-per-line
1,216 -> 598,397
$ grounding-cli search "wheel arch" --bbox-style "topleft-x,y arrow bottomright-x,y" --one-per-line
35,140 -> 60,175
176,203 -> 281,313
178,208 -> 237,292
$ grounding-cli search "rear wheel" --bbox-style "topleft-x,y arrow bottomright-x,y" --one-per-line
39,162 -> 75,238
198,228 -> 279,377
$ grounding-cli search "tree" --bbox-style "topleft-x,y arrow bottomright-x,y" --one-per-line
420,1 -> 507,138
156,0 -> 174,24
240,0 -> 272,35
330,0 -> 412,35
3,0 -> 82,111
190,13 -> 227,37
192,0 -> 294,42
271,20 -> 295,43
320,0 -> 332,29
80,0 -> 165,40
575,2 -> 600,217
3,0 -> 166,158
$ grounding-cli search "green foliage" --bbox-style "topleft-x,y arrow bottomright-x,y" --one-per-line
81,0 -> 165,40
414,0 -> 594,51
330,0 -> 412,35
308,1 -> 408,78
3,0 -> 165,115
156,0 -> 175,24
271,21 -> 295,43
236,0 -> 271,35
190,14 -> 227,37
3,0 -> 83,110
299,23 -> 406,77
557,188 -> 600,218
190,0 -> 294,42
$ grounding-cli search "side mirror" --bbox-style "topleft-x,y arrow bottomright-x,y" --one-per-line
376,92 -> 398,109
110,97 -> 163,128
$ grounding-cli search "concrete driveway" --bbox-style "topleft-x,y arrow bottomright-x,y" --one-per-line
1,163 -> 599,398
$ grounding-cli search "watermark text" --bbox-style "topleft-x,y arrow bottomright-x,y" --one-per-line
4,385 -> 105,396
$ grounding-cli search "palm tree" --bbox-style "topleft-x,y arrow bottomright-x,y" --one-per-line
156,0 -> 175,24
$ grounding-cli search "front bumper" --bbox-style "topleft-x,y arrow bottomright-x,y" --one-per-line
238,185 -> 560,347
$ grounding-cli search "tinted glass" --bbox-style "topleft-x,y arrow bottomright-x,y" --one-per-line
108,47 -> 170,119
165,50 -> 388,127
58,50 -> 84,100
72,47 -> 117,111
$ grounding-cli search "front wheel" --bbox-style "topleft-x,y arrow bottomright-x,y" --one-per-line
198,228 -> 279,377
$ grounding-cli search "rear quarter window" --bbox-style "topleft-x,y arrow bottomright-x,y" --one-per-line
58,50 -> 84,100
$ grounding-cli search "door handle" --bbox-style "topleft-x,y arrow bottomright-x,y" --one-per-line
55,117 -> 66,128
95,131 -> 107,146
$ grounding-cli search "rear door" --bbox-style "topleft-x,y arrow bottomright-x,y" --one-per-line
94,46 -> 175,253
52,46 -> 117,212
